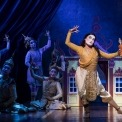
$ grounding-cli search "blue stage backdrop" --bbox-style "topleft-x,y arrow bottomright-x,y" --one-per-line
48,0 -> 122,56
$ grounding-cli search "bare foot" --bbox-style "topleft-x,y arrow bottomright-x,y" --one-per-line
116,107 -> 122,114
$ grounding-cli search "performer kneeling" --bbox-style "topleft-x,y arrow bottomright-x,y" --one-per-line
0,57 -> 36,113
30,64 -> 70,110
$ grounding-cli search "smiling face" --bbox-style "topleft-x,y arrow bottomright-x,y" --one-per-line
85,34 -> 96,47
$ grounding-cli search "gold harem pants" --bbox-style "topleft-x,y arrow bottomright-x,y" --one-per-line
75,66 -> 112,105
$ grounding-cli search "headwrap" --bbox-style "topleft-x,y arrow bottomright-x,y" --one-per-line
3,57 -> 14,69
22,34 -> 33,48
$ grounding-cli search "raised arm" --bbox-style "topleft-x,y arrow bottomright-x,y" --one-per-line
0,35 -> 10,55
60,55 -> 65,71
65,26 -> 82,53
5,34 -> 10,50
40,30 -> 51,52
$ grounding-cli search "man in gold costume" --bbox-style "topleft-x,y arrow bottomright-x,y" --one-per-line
65,25 -> 122,117
30,65 -> 69,110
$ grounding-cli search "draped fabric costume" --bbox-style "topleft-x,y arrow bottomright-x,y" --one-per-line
25,49 -> 43,86
25,40 -> 51,100
66,32 -> 118,105
30,79 -> 69,110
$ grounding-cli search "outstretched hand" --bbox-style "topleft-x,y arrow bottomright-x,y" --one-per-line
119,38 -> 122,45
69,25 -> 79,33
45,30 -> 50,37
4,34 -> 10,42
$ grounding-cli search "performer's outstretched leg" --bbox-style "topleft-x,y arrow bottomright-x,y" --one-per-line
101,91 -> 122,114
108,99 -> 122,114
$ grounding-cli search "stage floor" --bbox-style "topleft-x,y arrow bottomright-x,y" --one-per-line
0,106 -> 122,122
